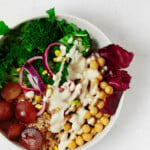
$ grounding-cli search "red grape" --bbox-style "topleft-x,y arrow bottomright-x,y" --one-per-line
1,82 -> 22,102
0,101 -> 14,121
8,123 -> 24,140
0,119 -> 16,131
20,128 -> 43,150
15,101 -> 36,123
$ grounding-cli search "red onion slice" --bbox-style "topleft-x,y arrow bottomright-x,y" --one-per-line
27,56 -> 43,63
43,42 -> 62,77
19,56 -> 45,94
22,87 -> 40,95
24,63 -> 45,93
27,74 -> 39,90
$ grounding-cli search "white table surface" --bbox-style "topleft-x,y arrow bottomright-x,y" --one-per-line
0,0 -> 150,150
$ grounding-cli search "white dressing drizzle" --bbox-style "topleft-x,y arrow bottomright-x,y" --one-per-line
46,45 -> 101,149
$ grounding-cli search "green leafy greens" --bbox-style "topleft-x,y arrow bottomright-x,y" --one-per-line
0,8 -> 92,88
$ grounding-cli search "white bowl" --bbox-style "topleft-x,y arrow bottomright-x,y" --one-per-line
0,14 -> 124,150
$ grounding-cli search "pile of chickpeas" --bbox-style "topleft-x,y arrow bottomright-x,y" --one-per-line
66,56 -> 114,150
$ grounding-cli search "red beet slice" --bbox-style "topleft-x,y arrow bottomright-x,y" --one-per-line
15,101 -> 36,123
0,101 -> 14,121
8,123 -> 24,140
20,128 -> 43,150
101,91 -> 123,115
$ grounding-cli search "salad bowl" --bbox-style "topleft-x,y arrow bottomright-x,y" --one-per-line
0,12 -> 129,150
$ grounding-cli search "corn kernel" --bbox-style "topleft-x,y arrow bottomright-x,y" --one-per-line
35,95 -> 41,103
98,90 -> 106,100
90,106 -> 98,115
64,123 -> 71,131
84,111 -> 92,119
82,133 -> 92,142
82,124 -> 91,133
105,85 -> 114,95
35,104 -> 42,110
100,81 -> 108,89
97,101 -> 105,109
16,68 -> 21,72
67,140 -> 77,149
55,50 -> 61,57
42,70 -> 48,75
53,57 -> 58,62
100,116 -> 110,126
76,136 -> 84,146
95,123 -> 104,133
47,84 -> 52,89
97,57 -> 106,67
54,146 -> 58,150
90,60 -> 99,70
44,112 -> 48,116
95,112 -> 103,119
53,57 -> 65,62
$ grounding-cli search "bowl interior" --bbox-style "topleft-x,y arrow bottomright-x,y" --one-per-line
0,14 -> 124,150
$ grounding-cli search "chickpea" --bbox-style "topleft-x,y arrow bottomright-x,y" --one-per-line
67,140 -> 77,149
97,101 -> 105,109
95,112 -> 103,119
100,81 -> 108,90
82,124 -> 91,133
105,85 -> 114,95
64,123 -> 71,131
100,116 -> 110,126
90,60 -> 99,70
91,128 -> 97,136
95,123 -> 104,133
97,57 -> 106,67
76,136 -> 84,146
84,111 -> 92,119
90,106 -> 98,115
98,90 -> 106,100
82,133 -> 92,142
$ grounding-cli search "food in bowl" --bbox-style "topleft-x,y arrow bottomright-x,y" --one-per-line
0,8 -> 134,150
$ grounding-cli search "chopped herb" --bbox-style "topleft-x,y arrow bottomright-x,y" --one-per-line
70,99 -> 81,106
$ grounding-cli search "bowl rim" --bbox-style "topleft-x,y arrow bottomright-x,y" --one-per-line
0,14 -> 124,150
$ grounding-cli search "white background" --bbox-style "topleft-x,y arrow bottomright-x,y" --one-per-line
0,0 -> 150,150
